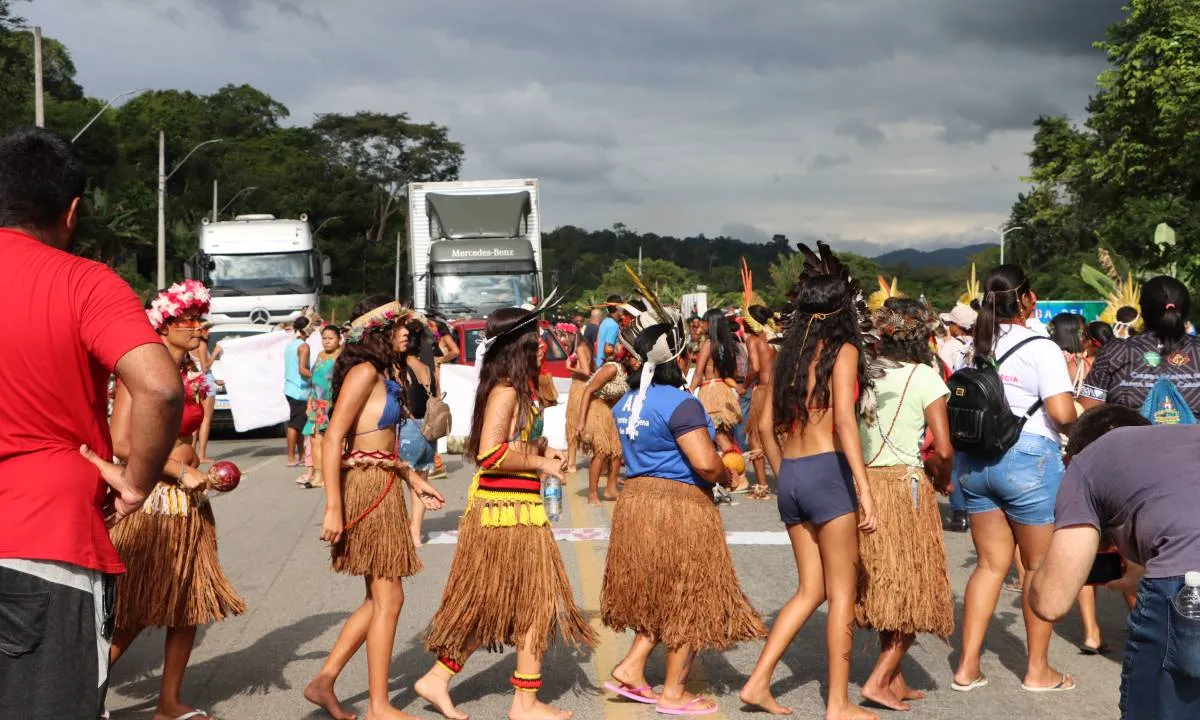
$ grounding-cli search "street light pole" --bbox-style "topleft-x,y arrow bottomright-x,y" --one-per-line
217,186 -> 258,218
986,225 -> 1024,265
157,136 -> 223,288
32,27 -> 44,127
71,88 -> 148,143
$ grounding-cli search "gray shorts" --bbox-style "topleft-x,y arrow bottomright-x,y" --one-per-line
0,562 -> 113,720
777,452 -> 858,526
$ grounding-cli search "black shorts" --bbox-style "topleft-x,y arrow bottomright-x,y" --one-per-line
286,396 -> 308,432
777,451 -> 858,526
0,564 -> 114,720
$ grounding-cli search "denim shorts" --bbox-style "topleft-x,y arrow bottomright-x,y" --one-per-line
398,419 -> 435,472
954,432 -> 1063,526
1121,576 -> 1200,719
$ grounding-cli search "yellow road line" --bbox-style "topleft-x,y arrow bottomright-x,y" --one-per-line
570,474 -> 727,719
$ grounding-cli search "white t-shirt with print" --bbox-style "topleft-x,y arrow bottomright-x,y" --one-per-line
992,324 -> 1074,443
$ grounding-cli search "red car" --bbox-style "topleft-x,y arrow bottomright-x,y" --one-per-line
450,319 -> 572,378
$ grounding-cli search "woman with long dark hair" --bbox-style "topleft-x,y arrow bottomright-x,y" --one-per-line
1081,276 -> 1200,416
604,314 -> 766,715
398,317 -> 440,549
107,282 -> 244,720
691,309 -> 744,444
301,324 -> 342,490
952,265 -> 1078,694
304,296 -> 446,720
417,306 -> 596,720
739,242 -> 879,719
564,323 -> 594,474
855,298 -> 955,711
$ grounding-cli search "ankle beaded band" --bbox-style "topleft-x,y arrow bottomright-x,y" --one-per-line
437,657 -> 463,676
511,672 -> 542,693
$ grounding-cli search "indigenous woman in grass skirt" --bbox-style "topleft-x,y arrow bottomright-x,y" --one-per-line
739,242 -> 880,720
602,300 -> 766,716
854,298 -> 955,711
417,302 -> 597,720
564,322 -> 594,474
573,348 -> 631,506
741,258 -> 781,500
303,296 -> 447,720
107,280 -> 244,720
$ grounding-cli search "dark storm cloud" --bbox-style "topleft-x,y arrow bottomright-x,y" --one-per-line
835,119 -> 887,148
194,0 -> 327,30
810,154 -> 852,171
938,0 -> 1126,57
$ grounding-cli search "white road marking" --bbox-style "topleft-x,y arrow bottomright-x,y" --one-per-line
424,529 -> 791,545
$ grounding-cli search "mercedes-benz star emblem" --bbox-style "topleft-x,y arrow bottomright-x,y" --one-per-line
249,309 -> 271,324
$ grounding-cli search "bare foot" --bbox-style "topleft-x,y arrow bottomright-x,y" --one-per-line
603,492 -> 619,501
366,703 -> 420,720
587,494 -> 602,507
153,706 -> 213,720
305,676 -> 357,720
739,681 -> 793,715
508,699 -> 572,720
415,670 -> 469,720
860,680 -> 910,712
658,693 -> 718,714
411,532 -> 425,549
889,675 -> 925,702
198,456 -> 215,464
825,702 -> 878,720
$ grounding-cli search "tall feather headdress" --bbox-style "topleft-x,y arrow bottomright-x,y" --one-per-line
616,264 -> 688,440
740,258 -> 779,340
958,264 -> 982,307
867,276 -> 903,311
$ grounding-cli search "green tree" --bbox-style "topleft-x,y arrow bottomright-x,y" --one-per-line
313,112 -> 464,244
589,258 -> 700,303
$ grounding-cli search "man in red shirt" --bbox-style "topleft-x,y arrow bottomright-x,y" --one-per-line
0,128 -> 183,720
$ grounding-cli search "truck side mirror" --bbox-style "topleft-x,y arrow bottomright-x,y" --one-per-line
321,256 -> 333,286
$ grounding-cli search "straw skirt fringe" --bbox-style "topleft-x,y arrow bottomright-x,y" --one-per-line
109,485 -> 245,629
580,398 -> 622,458
539,374 -> 559,407
565,379 -> 586,441
602,477 -> 766,649
425,502 -> 597,663
697,381 -> 741,430
855,466 -> 954,638
746,384 -> 769,445
331,465 -> 422,579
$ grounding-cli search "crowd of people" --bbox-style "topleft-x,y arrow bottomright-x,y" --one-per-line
3,125 -> 1200,720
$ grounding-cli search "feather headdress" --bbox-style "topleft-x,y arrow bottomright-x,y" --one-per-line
867,276 -> 903,312
958,264 -> 982,307
474,288 -> 568,373
740,258 -> 780,340
616,264 -> 688,440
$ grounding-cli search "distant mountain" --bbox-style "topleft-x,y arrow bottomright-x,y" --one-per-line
874,243 -> 996,270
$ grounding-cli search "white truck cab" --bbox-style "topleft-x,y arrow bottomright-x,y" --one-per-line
188,213 -> 332,326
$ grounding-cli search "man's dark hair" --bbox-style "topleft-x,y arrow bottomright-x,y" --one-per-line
1065,405 -> 1151,458
0,128 -> 87,230
606,294 -> 623,315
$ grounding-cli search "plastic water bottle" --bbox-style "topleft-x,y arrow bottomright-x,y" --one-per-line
543,475 -> 563,523
1174,571 -> 1200,619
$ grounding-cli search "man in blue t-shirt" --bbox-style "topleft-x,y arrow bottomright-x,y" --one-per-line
595,295 -> 623,363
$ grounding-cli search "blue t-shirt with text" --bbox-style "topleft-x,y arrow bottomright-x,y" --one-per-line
613,384 -> 715,489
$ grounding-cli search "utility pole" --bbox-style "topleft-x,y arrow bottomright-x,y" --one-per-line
987,225 -> 1024,266
32,27 -> 44,127
157,131 -> 166,288
212,179 -> 219,221
394,231 -> 402,301
638,245 -> 643,275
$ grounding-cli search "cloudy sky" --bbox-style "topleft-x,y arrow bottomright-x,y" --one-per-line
27,0 -> 1125,255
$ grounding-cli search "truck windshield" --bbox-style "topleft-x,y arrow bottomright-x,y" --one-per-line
432,272 -> 537,316
208,252 -> 316,295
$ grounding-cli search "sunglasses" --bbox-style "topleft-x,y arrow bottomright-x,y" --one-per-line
170,318 -> 205,329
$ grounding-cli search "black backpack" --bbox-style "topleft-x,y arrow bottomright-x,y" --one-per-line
946,337 -> 1048,459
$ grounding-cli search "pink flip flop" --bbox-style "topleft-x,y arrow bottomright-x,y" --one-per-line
604,680 -> 657,704
656,697 -> 719,716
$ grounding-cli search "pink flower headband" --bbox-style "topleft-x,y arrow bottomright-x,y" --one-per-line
147,280 -> 211,331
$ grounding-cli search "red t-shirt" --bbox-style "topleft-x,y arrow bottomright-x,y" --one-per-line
0,229 -> 161,573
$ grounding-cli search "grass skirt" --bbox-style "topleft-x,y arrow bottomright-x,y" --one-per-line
425,502 -> 598,663
580,398 -> 622,459
697,380 -> 741,431
855,466 -> 954,637
109,484 -> 245,629
331,464 -> 422,579
746,384 -> 769,446
565,379 -> 587,442
602,478 -> 766,649
539,374 -> 559,407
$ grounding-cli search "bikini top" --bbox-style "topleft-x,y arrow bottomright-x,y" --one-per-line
594,362 -> 629,402
377,379 -> 405,430
179,369 -> 207,438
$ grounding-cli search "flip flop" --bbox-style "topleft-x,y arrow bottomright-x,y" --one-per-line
1022,673 -> 1076,693
656,697 -> 719,716
174,711 -> 213,720
604,680 -> 658,704
950,675 -> 988,692
1080,642 -> 1111,656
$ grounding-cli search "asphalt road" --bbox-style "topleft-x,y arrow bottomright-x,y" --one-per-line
105,436 -> 1126,719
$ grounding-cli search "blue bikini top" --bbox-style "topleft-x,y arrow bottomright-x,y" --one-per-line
377,379 -> 404,430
